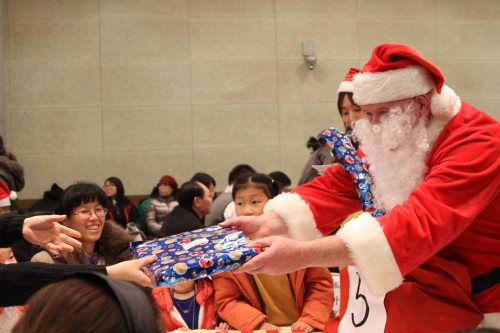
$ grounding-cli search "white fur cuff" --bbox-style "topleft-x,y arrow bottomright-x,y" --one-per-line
264,193 -> 323,241
337,212 -> 403,296
353,66 -> 434,105
479,313 -> 500,329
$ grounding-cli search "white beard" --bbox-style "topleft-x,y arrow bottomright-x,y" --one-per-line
352,102 -> 434,212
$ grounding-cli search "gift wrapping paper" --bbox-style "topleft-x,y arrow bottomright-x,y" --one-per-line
321,127 -> 384,217
130,226 -> 263,287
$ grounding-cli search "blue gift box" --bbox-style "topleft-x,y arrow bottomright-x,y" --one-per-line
130,225 -> 262,287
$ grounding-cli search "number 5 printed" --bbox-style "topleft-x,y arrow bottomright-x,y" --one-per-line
351,272 -> 369,327
339,266 -> 387,333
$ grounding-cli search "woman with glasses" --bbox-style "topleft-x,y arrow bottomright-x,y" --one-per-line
31,182 -> 135,266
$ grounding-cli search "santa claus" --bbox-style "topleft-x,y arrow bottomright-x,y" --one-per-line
221,43 -> 500,332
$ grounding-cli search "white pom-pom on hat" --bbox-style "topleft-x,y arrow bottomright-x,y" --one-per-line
9,190 -> 17,201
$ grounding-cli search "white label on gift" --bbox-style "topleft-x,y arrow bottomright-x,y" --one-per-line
338,266 -> 387,333
182,238 -> 208,250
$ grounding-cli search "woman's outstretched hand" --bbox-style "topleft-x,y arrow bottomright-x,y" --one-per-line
106,256 -> 157,287
22,214 -> 82,252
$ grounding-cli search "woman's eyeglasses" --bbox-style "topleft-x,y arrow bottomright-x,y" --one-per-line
73,208 -> 108,219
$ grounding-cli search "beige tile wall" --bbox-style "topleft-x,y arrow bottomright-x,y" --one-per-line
3,0 -> 500,198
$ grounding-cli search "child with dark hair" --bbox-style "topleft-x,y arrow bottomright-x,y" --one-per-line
268,171 -> 292,193
297,133 -> 334,185
205,164 -> 256,226
31,182 -> 134,266
213,173 -> 334,332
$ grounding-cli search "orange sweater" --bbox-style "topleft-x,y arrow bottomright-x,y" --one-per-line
213,268 -> 333,330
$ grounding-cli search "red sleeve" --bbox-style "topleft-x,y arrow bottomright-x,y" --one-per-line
293,164 -> 362,235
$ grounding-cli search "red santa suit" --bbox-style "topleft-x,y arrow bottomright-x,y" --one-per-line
264,44 -> 500,333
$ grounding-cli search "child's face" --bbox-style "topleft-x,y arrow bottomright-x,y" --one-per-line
0,247 -> 17,264
234,185 -> 269,217
172,280 -> 195,294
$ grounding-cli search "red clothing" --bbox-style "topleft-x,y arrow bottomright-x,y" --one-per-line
266,93 -> 500,332
213,268 -> 333,330
152,279 -> 217,332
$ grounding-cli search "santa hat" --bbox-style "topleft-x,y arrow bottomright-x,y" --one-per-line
337,67 -> 361,93
353,43 -> 445,105
0,180 -> 11,207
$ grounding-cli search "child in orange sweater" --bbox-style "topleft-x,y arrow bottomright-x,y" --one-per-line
213,173 -> 334,332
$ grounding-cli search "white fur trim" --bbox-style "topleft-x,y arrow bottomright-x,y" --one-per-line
429,85 -> 461,120
337,81 -> 354,93
9,191 -> 17,200
0,197 -> 10,207
264,192 -> 323,241
478,313 -> 500,328
353,66 -> 435,105
337,212 -> 402,296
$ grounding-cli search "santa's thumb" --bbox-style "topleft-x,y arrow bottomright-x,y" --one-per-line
247,236 -> 275,249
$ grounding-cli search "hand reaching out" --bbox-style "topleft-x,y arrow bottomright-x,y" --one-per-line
106,255 -> 156,288
234,236 -> 309,275
236,234 -> 352,275
22,214 -> 82,252
220,211 -> 289,240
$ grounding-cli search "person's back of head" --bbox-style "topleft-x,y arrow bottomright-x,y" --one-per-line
55,182 -> 109,216
227,164 -> 256,185
177,181 -> 204,209
12,273 -> 164,333
306,135 -> 326,152
191,172 -> 216,199
43,183 -> 64,201
268,171 -> 292,193
191,172 -> 216,189
26,183 -> 64,214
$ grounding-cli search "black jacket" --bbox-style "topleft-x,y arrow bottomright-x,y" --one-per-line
158,206 -> 203,237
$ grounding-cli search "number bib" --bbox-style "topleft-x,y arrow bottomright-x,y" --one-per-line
338,266 -> 387,333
